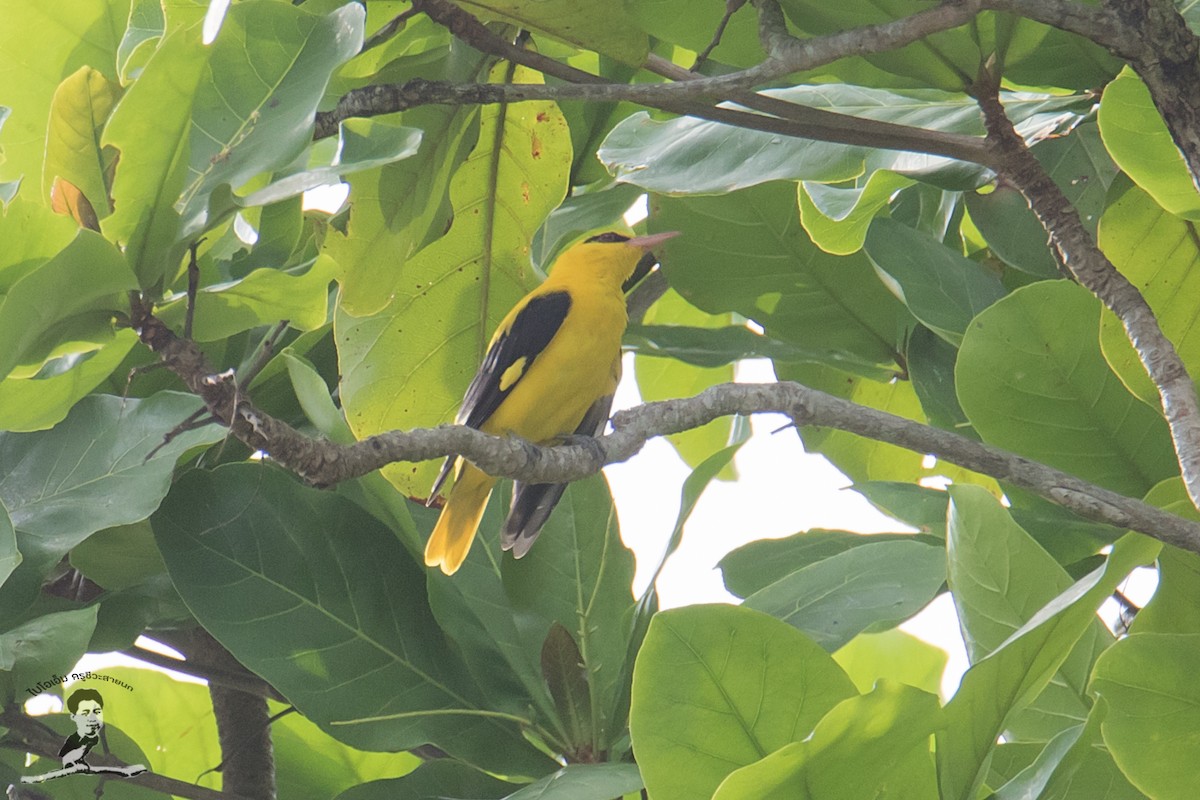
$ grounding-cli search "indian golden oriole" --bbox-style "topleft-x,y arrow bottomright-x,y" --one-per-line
424,230 -> 681,575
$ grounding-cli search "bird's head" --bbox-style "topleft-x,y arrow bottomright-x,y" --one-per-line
551,230 -> 681,289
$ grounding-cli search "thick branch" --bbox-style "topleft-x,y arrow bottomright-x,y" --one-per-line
977,85 -> 1200,511
129,304 -> 1200,554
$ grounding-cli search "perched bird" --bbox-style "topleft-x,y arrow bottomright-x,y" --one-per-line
424,230 -> 680,575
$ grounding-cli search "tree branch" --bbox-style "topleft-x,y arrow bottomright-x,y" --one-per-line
315,0 -> 992,165
129,299 -> 1200,555
976,80 -> 1200,512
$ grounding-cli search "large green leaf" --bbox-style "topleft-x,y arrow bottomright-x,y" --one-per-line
956,280 -> 1177,496
864,217 -> 1007,345
335,761 -> 516,800
600,88 -> 1088,195
626,0 -> 764,68
630,604 -> 857,800
423,475 -> 637,758
743,539 -> 946,651
454,0 -> 647,64
1098,182 -> 1200,406
0,0 -> 128,189
1091,633 -> 1200,800
1099,67 -> 1200,219
833,629 -> 948,696
0,229 -> 135,383
0,607 -> 98,704
43,66 -> 120,214
500,764 -> 643,799
0,392 -> 222,617
992,703 -> 1144,800
721,530 -> 929,598
711,682 -> 940,800
798,170 -> 914,256
153,464 -> 555,778
936,533 -> 1159,800
947,485 -> 1111,742
337,63 -> 572,497
652,182 -> 913,372
104,2 -> 366,288
0,329 -> 137,433
325,48 -> 486,316
0,506 -> 17,589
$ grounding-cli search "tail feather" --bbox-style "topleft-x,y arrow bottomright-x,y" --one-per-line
502,482 -> 568,557
424,464 -> 495,575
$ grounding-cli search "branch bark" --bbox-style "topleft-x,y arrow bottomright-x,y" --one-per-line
130,300 -> 1200,555
976,82 -> 1200,512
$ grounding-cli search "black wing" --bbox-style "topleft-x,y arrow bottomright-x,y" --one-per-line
428,291 -> 572,503
501,391 -> 615,557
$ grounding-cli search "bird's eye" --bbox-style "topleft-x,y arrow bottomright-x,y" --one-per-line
584,232 -> 631,244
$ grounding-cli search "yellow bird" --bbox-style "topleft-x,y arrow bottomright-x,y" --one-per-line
424,230 -> 680,575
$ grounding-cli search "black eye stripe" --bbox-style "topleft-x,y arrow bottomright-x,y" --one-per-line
584,232 -> 631,244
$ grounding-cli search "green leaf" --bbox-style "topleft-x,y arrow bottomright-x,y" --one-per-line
427,476 -> 637,756
799,170 -> 914,255
834,629 -> 948,696
635,289 -> 740,475
0,0 -> 128,189
946,485 -> 1111,741
455,0 -> 648,64
630,604 -> 857,800
501,764 -> 644,799
600,88 -> 1088,194
101,19 -> 208,288
153,254 -> 337,342
1099,67 -> 1200,219
1132,480 -> 1200,636
272,705 -> 421,800
0,607 -> 98,704
851,481 -> 950,536
117,0 -> 166,82
43,66 -> 120,214
640,441 -> 745,592
0,229 -> 135,382
532,182 -> 644,270
626,0 -> 765,68
0,507 -> 17,589
0,328 -> 137,432
540,624 -> 593,750
908,324 -> 974,434
993,702 -> 1144,800
1091,633 -> 1200,800
69,521 -> 165,592
153,464 -> 555,777
711,681 -> 940,800
338,63 -> 572,496
1098,182 -> 1200,406
865,217 -> 1007,345
335,761 -> 517,800
626,324 -> 890,377
240,118 -> 423,208
956,280 -> 1177,496
652,183 -> 913,373
175,2 -> 365,237
0,392 -> 222,616
720,529 -> 931,598
935,533 -> 1159,800
966,187 -> 1060,278
105,2 -> 367,288
744,539 -> 946,651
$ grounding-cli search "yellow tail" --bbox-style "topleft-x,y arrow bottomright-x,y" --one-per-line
424,463 -> 496,575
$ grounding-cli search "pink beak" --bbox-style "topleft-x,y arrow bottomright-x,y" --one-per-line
626,230 -> 681,250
